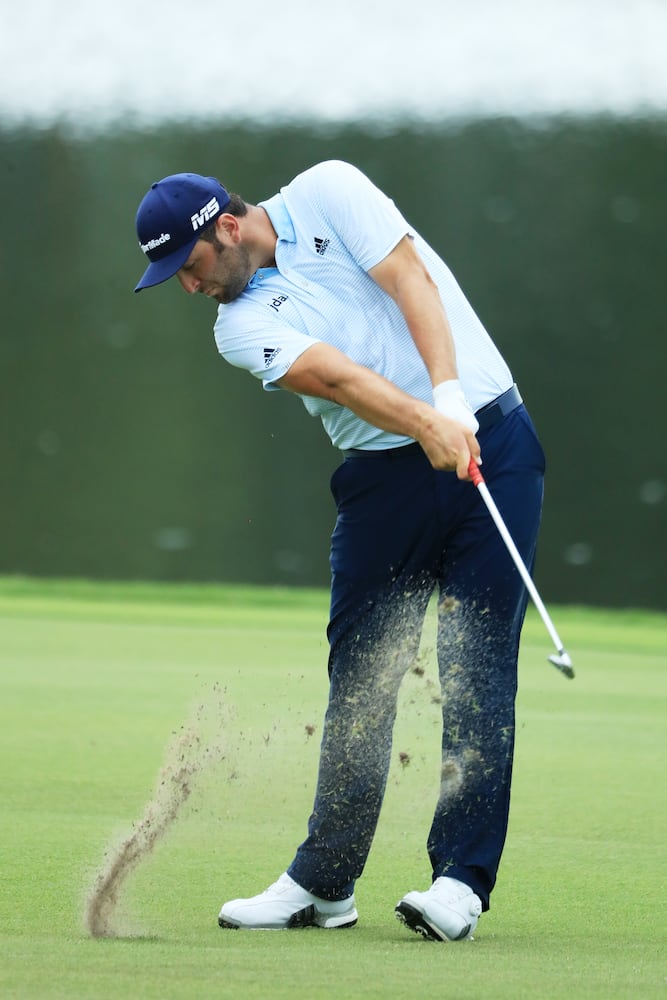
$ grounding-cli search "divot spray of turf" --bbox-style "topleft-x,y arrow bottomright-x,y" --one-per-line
84,688 -> 228,938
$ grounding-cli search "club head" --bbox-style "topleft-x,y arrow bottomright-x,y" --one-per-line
548,650 -> 575,679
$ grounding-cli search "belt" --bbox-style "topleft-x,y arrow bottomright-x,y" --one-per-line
475,383 -> 522,431
342,384 -> 522,460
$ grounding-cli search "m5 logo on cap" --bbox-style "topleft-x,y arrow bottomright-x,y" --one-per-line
191,196 -> 220,231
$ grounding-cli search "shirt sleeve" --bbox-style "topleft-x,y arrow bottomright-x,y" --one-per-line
214,304 -> 319,390
287,160 -> 411,271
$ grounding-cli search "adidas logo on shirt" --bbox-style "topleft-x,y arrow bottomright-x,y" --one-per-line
263,347 -> 282,368
314,236 -> 330,255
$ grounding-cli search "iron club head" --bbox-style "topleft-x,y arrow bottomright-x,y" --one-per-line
548,650 -> 575,679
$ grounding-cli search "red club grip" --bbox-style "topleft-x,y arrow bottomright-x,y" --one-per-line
468,457 -> 485,486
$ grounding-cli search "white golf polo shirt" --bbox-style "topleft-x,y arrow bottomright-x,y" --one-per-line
213,160 -> 513,451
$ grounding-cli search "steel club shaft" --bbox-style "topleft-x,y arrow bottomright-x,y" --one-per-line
468,458 -> 574,678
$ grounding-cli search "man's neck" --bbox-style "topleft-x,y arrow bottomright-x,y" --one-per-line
246,204 -> 278,269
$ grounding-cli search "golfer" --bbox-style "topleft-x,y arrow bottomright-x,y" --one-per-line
134,160 -> 545,941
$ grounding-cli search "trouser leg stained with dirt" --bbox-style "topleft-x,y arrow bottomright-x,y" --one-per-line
426,431 -> 544,908
288,586 -> 432,900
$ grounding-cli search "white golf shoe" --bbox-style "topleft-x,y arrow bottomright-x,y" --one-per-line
395,876 -> 482,941
218,873 -> 358,930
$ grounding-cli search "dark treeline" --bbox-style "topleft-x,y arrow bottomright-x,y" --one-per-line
0,116 -> 665,608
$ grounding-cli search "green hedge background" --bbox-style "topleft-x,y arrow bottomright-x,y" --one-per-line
1,117 -> 664,608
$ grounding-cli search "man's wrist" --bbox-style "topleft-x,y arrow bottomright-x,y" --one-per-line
433,379 -> 479,433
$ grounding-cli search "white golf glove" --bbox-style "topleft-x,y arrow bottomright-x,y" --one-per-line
433,379 -> 479,433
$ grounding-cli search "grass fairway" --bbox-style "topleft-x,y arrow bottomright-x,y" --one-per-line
0,577 -> 665,999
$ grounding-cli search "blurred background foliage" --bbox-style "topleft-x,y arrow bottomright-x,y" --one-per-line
0,116 -> 665,608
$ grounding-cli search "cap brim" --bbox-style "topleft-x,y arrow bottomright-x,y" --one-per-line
134,237 -> 198,292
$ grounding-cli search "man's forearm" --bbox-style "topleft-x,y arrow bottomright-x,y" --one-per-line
327,362 -> 438,442
277,342 -> 479,477
368,236 -> 459,389
278,342 -> 431,440
393,270 -> 459,389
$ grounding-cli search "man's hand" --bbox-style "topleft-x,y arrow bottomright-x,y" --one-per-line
416,407 -> 480,481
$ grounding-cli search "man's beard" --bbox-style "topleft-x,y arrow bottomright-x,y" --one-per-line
210,236 -> 253,304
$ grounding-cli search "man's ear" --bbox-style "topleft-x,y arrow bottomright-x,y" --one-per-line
216,212 -> 241,242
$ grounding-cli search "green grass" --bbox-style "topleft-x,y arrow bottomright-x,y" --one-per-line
0,576 -> 665,999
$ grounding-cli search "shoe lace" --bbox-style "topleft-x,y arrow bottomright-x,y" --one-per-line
263,875 -> 292,897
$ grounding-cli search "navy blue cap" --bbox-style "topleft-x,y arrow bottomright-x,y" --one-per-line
134,173 -> 231,292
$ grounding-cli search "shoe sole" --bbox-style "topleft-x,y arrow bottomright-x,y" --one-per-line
395,901 -> 471,942
218,904 -> 358,931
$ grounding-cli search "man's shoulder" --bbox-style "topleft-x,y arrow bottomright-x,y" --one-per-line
214,289 -> 267,323
283,160 -> 367,197
213,283 -> 290,337
291,159 -> 358,180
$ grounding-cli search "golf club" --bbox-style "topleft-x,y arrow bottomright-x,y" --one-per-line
468,458 -> 574,679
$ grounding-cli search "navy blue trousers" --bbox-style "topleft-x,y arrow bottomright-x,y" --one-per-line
288,406 -> 545,909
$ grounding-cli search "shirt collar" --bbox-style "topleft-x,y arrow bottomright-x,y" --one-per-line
258,193 -> 296,244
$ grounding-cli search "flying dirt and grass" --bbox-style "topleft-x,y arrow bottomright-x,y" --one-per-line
0,577 -> 664,999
